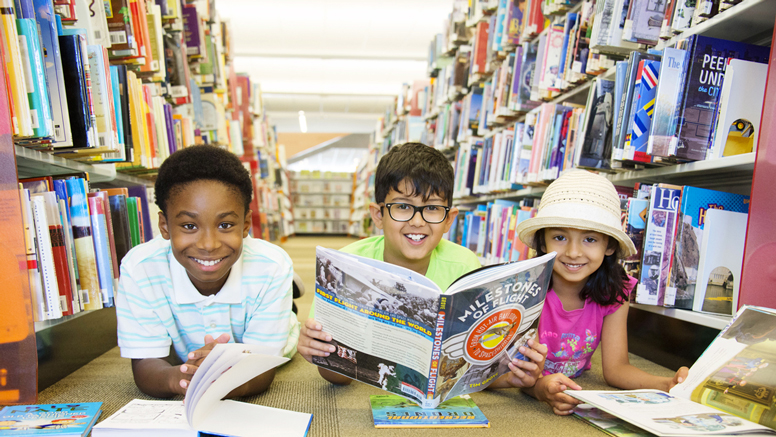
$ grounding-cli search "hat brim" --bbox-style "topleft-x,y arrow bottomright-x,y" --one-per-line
516,216 -> 637,258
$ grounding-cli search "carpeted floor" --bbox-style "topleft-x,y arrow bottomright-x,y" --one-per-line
38,236 -> 676,436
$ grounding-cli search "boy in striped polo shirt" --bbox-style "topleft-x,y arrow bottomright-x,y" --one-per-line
116,145 -> 299,398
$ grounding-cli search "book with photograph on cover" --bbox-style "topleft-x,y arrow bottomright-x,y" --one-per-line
312,247 -> 555,409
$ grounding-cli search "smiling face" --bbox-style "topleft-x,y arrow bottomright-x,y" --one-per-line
542,227 -> 615,296
158,180 -> 251,296
369,179 -> 458,275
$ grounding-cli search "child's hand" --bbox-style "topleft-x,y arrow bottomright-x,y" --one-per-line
177,333 -> 231,391
298,318 -> 336,363
667,366 -> 689,391
503,339 -> 548,388
535,373 -> 582,415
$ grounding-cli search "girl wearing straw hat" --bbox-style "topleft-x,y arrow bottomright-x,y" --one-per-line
516,170 -> 689,415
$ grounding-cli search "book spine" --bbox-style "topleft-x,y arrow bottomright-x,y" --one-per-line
88,196 -> 114,307
427,294 -> 450,402
19,188 -> 46,321
31,196 -> 63,320
65,178 -> 102,310
0,0 -> 33,136
16,18 -> 53,138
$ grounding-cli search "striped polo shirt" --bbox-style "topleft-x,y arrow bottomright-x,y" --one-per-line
116,236 -> 300,362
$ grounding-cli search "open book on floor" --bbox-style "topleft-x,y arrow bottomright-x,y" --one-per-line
313,246 -> 556,409
91,344 -> 312,437
566,305 -> 776,436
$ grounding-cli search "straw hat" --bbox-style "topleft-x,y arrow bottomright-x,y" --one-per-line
516,169 -> 637,257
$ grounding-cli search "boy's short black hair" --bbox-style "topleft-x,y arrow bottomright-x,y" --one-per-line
154,145 -> 253,216
375,142 -> 454,206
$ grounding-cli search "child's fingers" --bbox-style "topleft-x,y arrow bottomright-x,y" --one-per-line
516,347 -> 543,365
304,318 -> 324,331
675,366 -> 689,384
301,325 -> 332,342
550,392 -> 582,406
179,363 -> 198,376
302,339 -> 335,356
551,403 -> 578,415
215,333 -> 231,343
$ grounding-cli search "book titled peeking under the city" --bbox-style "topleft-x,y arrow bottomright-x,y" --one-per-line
313,246 -> 555,409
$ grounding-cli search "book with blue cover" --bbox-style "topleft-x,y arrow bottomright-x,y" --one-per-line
370,394 -> 489,428
648,47 -> 689,158
0,402 -> 102,436
627,59 -> 660,163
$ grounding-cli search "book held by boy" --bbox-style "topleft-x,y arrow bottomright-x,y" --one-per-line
313,247 -> 556,409
567,305 -> 776,435
369,394 -> 489,428
0,402 -> 102,436
91,344 -> 312,437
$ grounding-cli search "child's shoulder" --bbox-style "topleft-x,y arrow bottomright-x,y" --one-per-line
241,236 -> 292,268
434,238 -> 481,267
339,235 -> 383,259
120,236 -> 172,271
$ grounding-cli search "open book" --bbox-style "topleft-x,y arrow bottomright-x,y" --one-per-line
92,344 -> 313,437
566,305 -> 776,436
313,246 -> 556,409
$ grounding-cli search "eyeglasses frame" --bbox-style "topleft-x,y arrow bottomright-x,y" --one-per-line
381,202 -> 451,224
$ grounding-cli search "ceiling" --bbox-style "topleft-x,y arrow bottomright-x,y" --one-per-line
215,0 -> 452,133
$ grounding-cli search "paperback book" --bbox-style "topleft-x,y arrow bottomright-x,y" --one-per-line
313,247 -> 555,408
370,394 -> 489,428
0,402 -> 102,436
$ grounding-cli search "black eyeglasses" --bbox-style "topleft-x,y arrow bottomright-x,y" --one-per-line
382,203 -> 450,224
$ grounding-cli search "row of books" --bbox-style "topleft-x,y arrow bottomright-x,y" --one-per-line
627,183 -> 750,317
19,175 -> 152,322
0,0 -> 274,173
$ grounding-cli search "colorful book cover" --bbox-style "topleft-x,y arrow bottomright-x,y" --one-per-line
505,0 -> 525,46
106,0 -> 135,54
33,0 -> 72,146
35,192 -> 74,316
648,47 -> 688,157
0,0 -> 33,137
16,18 -> 54,138
669,186 -> 750,310
370,394 -> 489,428
622,198 -> 649,281
670,0 -> 695,34
613,51 -> 660,159
0,402 -> 102,434
674,36 -> 770,161
88,196 -> 114,307
65,178 -> 102,310
52,179 -> 81,311
636,185 -> 682,307
125,196 -> 141,247
627,59 -> 660,163
181,5 -> 202,57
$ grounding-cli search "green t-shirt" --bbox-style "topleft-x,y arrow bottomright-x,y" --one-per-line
309,236 -> 481,319
339,235 -> 481,291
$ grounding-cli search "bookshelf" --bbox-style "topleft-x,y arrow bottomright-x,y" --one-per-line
290,172 -> 353,234
364,0 -> 776,369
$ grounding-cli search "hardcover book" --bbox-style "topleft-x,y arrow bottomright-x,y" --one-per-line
65,178 -> 102,310
578,78 -> 615,170
673,36 -> 770,161
0,402 -> 102,435
16,18 -> 54,139
58,34 -> 95,149
370,394 -> 489,428
312,246 -> 554,408
668,186 -> 750,310
622,0 -> 665,45
627,59 -> 661,163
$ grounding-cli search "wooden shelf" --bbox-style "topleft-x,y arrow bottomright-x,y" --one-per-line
656,0 -> 776,50
15,146 -> 151,187
630,303 -> 732,331
455,185 -> 547,204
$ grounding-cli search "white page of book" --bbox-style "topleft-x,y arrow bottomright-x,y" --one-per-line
198,400 -> 311,437
568,389 -> 775,436
670,336 -> 747,400
323,247 -> 438,290
92,399 -> 196,437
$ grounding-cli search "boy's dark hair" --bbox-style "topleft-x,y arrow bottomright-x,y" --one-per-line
533,231 -> 629,306
154,145 -> 253,215
375,142 -> 454,206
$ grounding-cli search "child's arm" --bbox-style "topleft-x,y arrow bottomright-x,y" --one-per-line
600,303 -> 689,391
299,319 -> 353,385
488,339 -> 548,388
522,373 -> 583,415
131,333 -> 230,397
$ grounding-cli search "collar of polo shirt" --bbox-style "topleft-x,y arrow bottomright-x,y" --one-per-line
169,249 -> 244,305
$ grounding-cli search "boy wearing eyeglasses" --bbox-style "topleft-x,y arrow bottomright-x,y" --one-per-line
299,143 -> 547,388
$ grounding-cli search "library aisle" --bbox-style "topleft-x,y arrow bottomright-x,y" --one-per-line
280,236 -> 357,322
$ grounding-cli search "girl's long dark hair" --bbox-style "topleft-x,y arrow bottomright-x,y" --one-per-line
533,230 -> 630,306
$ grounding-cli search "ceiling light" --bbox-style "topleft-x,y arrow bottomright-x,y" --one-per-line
298,110 -> 308,133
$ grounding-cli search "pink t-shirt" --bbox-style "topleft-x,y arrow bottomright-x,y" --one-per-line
538,276 -> 638,378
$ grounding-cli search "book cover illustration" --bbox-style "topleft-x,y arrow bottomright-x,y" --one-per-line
648,48 -> 689,157
693,208 -> 748,315
627,59 -> 660,163
623,198 -> 649,280
636,185 -> 681,306
370,394 -> 489,428
623,0 -> 666,45
668,187 -> 750,310
578,79 -> 615,170
674,36 -> 770,161
312,247 -> 555,408
0,402 -> 102,434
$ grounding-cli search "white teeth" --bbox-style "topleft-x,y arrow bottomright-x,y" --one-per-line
565,263 -> 583,268
194,258 -> 223,267
406,234 -> 426,242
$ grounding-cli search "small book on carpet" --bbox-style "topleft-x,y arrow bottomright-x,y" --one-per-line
370,394 -> 489,428
0,402 -> 102,436
91,344 -> 312,437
